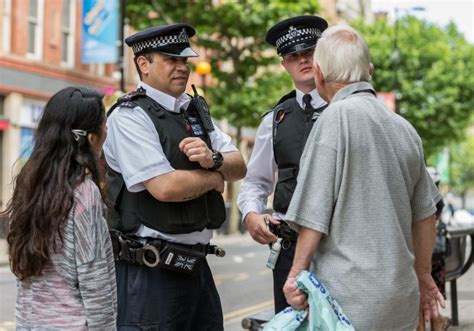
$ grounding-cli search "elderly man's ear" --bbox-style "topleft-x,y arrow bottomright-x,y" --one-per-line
313,63 -> 324,86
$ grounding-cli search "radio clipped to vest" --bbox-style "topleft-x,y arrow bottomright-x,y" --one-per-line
188,84 -> 214,132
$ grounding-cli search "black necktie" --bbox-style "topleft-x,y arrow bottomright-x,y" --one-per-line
303,94 -> 314,120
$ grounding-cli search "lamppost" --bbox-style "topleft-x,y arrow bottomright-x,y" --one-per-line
195,60 -> 212,92
392,6 -> 425,100
118,0 -> 127,92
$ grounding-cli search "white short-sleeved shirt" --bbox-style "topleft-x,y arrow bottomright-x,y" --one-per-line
104,81 -> 237,244
237,88 -> 326,222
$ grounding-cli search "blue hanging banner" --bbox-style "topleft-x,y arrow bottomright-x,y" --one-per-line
82,0 -> 118,64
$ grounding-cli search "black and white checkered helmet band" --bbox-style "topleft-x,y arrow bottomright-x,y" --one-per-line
131,28 -> 190,54
276,26 -> 321,48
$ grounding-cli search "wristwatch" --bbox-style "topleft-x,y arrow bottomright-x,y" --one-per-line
209,150 -> 224,170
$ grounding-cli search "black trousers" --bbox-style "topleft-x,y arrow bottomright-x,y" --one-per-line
271,240 -> 296,314
116,259 -> 223,331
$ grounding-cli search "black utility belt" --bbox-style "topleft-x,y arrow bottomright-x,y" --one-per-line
110,230 -> 225,275
269,221 -> 298,241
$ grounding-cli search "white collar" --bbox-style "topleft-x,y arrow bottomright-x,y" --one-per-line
295,88 -> 326,109
137,81 -> 191,113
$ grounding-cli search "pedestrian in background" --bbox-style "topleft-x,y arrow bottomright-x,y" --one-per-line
283,25 -> 445,330
237,15 -> 328,314
2,87 -> 116,329
104,23 -> 246,330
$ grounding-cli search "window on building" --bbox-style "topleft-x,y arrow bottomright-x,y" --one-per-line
61,0 -> 75,66
27,0 -> 44,58
1,0 -> 11,53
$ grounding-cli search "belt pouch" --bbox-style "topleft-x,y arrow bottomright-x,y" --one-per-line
159,243 -> 205,275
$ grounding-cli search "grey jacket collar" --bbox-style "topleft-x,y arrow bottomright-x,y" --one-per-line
332,81 -> 375,103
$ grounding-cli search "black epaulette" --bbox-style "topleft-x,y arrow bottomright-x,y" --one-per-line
119,87 -> 147,101
107,87 -> 148,117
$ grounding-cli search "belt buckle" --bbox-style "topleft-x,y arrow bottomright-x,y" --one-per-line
142,244 -> 160,267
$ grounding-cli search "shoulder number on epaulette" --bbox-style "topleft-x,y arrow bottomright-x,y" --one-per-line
119,101 -> 138,109
107,89 -> 147,116
117,88 -> 147,103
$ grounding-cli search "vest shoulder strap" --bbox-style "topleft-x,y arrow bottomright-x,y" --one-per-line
271,95 -> 298,131
274,90 -> 296,108
271,96 -> 299,166
107,88 -> 148,117
107,88 -> 168,122
260,90 -> 296,120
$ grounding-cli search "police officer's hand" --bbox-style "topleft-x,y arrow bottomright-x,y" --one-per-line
244,212 -> 279,244
179,137 -> 214,169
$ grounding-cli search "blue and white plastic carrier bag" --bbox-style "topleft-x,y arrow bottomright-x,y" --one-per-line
263,271 -> 355,331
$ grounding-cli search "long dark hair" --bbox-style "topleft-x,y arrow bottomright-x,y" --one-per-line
2,87 -> 106,280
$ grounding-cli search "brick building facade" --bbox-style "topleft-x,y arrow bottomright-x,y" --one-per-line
0,0 -> 137,209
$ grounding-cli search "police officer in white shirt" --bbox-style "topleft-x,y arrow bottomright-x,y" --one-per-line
237,15 -> 328,314
104,23 -> 246,330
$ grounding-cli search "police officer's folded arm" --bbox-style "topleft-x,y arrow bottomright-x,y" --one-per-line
217,151 -> 247,183
143,169 -> 224,202
178,137 -> 245,182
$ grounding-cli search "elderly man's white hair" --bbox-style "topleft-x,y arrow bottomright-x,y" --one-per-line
313,25 -> 372,83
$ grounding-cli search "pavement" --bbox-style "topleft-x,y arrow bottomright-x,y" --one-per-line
1,236 -> 474,330
443,266 -> 474,330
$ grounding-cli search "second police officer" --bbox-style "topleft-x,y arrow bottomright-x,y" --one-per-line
237,15 -> 329,313
104,23 -> 247,330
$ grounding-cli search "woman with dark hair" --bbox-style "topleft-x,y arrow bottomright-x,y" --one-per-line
2,87 -> 116,329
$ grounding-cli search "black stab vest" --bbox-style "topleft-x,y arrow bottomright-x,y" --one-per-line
272,93 -> 327,213
105,93 -> 226,234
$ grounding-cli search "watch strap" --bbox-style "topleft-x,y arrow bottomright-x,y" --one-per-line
209,150 -> 223,170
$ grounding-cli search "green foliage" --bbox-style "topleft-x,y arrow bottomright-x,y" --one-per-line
449,130 -> 474,196
126,0 -> 322,128
354,17 -> 474,158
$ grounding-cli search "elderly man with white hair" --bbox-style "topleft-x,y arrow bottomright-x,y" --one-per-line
282,25 -> 445,330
